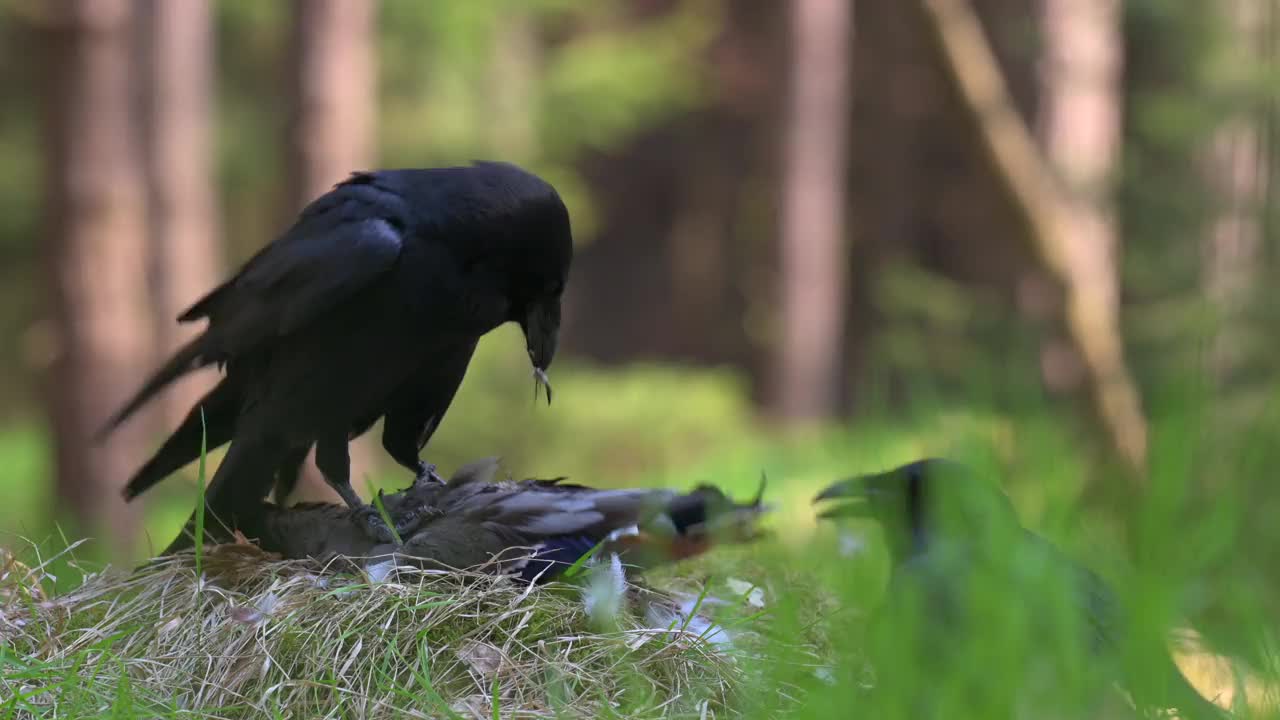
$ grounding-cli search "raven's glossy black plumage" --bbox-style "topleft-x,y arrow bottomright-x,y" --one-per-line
814,459 -> 1226,719
100,162 -> 573,551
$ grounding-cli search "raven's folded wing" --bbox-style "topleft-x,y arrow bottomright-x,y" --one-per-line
187,214 -> 405,356
100,211 -> 406,437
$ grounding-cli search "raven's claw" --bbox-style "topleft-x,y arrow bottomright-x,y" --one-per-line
390,508 -> 426,537
353,505 -> 400,544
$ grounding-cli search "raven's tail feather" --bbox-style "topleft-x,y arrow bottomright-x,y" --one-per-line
96,335 -> 212,442
121,377 -> 240,501
158,435 -> 289,555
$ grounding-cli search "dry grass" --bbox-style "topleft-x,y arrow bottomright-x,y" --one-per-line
0,542 -> 773,719
1,515 -> 1270,719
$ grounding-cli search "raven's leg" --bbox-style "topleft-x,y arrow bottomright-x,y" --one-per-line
271,445 -> 313,507
381,410 -> 445,488
314,434 -> 406,544
162,434 -> 283,555
379,344 -> 476,489
312,434 -> 364,509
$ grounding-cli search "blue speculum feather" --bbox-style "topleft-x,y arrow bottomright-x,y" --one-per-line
518,535 -> 601,582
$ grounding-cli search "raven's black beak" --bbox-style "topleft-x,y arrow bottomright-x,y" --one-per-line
812,475 -> 885,519
520,300 -> 560,406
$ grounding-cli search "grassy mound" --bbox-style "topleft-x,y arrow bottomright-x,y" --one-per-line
1,544 -> 782,719
1,529 -> 1275,719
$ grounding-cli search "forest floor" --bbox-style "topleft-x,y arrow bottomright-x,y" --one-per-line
0,487 -> 1271,719
0,365 -> 1275,717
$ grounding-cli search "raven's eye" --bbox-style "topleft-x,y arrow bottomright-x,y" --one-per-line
548,280 -> 564,296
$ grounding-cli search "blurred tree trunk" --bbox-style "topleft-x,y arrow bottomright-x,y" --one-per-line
139,0 -> 223,429
288,0 -> 375,207
565,0 -> 784,375
486,10 -> 538,162
669,137 -> 730,359
1035,0 -> 1124,392
770,0 -> 853,421
40,0 -> 151,557
287,0 -> 378,502
916,0 -> 1147,472
1203,0 -> 1270,389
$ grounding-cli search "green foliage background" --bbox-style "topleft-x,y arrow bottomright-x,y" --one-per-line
0,2 -> 1276,715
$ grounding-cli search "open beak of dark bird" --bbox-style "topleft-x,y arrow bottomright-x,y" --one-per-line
520,301 -> 559,406
812,474 -> 888,520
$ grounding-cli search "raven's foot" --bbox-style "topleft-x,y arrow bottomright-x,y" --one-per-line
353,505 -> 398,544
388,505 -> 429,538
352,498 -> 427,544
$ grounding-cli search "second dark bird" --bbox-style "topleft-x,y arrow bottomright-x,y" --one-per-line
814,459 -> 1226,719
99,161 -> 573,551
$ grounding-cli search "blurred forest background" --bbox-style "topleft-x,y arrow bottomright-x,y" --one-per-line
0,0 -> 1275,618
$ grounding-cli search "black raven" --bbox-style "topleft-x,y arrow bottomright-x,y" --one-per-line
99,162 -> 573,550
814,459 -> 1227,719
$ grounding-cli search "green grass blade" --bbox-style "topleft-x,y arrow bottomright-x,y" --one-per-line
413,634 -> 465,720
365,476 -> 403,545
491,674 -> 501,720
561,537 -> 608,579
679,579 -> 714,635
194,407 -> 208,575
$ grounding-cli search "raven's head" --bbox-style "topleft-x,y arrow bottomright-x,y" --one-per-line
464,162 -> 573,405
813,458 -> 1001,559
511,194 -> 571,406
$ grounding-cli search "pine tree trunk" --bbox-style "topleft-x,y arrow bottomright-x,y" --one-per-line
771,0 -> 853,422
286,0 -> 379,502
917,0 -> 1147,471
41,0 -> 152,557
1035,0 -> 1124,395
139,0 -> 223,429
288,0 -> 375,209
486,11 -> 538,162
1203,0 -> 1269,389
